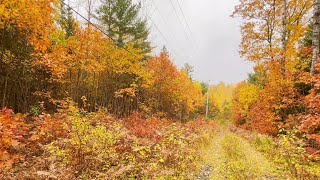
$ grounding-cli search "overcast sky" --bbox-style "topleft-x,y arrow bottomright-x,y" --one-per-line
72,0 -> 254,84
141,0 -> 254,84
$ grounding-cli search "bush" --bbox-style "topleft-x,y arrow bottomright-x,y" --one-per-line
252,133 -> 275,153
0,102 -> 216,179
48,106 -> 122,176
44,105 -> 216,179
122,112 -> 170,142
0,109 -> 28,171
275,128 -> 307,178
28,105 -> 43,117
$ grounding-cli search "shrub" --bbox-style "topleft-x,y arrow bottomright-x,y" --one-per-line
28,105 -> 43,117
252,133 -> 275,153
123,112 -> 170,142
275,129 -> 306,178
46,110 -> 215,179
30,113 -> 68,144
0,109 -> 28,171
0,102 -> 216,179
48,107 -> 122,175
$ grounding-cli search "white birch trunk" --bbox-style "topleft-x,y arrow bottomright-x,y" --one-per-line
312,0 -> 320,74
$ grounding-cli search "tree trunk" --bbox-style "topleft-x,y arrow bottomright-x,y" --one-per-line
311,0 -> 320,75
281,0 -> 287,78
2,73 -> 8,108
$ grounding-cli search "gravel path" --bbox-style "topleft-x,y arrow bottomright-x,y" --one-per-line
194,165 -> 213,180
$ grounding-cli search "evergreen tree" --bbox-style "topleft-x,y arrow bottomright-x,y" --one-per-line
97,0 -> 152,55
59,0 -> 75,38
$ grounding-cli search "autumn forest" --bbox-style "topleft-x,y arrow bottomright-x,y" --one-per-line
1,0 -> 320,179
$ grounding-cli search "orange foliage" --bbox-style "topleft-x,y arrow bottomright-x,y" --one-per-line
300,64 -> 320,150
123,113 -> 171,141
233,61 -> 305,136
184,118 -> 216,132
0,0 -> 57,53
232,0 -> 313,136
29,114 -> 68,144
144,50 -> 204,119
0,109 -> 28,170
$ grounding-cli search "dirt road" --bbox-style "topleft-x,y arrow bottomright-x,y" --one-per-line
195,124 -> 277,179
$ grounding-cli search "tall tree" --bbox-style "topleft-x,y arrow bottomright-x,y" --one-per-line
311,0 -> 320,74
232,0 -> 279,63
281,0 -> 287,78
97,0 -> 152,54
0,0 -> 57,112
59,0 -> 76,38
182,63 -> 194,81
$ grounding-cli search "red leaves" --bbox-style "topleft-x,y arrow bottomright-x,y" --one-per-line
299,65 -> 320,154
30,113 -> 68,144
306,133 -> 320,148
184,118 -> 216,133
123,113 -> 171,142
123,112 -> 216,146
300,116 -> 320,134
0,108 -> 28,170
0,108 -> 68,171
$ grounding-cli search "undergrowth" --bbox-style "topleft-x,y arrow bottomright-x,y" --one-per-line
0,104 -> 216,179
252,129 -> 320,179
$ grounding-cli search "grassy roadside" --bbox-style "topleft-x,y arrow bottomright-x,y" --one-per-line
249,130 -> 320,179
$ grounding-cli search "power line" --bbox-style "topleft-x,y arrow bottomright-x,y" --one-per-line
168,0 -> 190,41
151,0 -> 179,44
61,1 -> 139,58
61,1 -> 204,111
61,0 -> 197,100
147,16 -> 170,48
176,0 -> 200,54
144,5 -> 172,53
175,0 -> 191,37
147,15 -> 180,60
149,0 -> 186,59
168,0 -> 198,57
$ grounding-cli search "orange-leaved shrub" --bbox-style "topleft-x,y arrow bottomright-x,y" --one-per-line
0,109 -> 28,170
122,112 -> 171,142
300,64 -> 320,159
0,103 -> 215,179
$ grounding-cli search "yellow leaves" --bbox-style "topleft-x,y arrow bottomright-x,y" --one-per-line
133,146 -> 151,159
159,158 -> 165,163
0,0 -> 59,87
232,81 -> 260,126
0,3 -> 11,27
234,0 -> 311,65
209,83 -> 235,113
0,0 -> 57,43
115,88 -> 137,99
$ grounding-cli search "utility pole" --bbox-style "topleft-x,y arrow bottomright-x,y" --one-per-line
205,81 -> 210,119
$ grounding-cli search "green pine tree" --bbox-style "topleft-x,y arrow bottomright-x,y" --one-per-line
59,0 -> 75,38
97,0 -> 152,55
